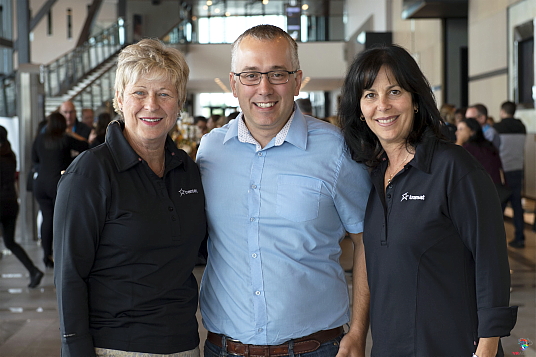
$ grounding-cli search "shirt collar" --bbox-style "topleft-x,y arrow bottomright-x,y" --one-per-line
105,120 -> 184,172
372,129 -> 438,181
224,104 -> 308,151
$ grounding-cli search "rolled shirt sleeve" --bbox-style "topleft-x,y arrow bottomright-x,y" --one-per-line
448,164 -> 517,338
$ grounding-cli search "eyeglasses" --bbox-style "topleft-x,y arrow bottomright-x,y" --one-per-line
233,70 -> 298,86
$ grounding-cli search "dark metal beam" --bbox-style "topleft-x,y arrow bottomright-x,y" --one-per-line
76,0 -> 104,47
0,37 -> 14,49
17,0 -> 30,64
29,0 -> 57,31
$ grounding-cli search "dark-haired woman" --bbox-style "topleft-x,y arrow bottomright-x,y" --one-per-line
339,44 -> 517,356
0,126 -> 44,287
31,112 -> 88,268
89,112 -> 112,148
456,117 -> 503,184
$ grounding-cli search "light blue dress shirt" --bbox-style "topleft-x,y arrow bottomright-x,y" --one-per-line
197,108 -> 371,345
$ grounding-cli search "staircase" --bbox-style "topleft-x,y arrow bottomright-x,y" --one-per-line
44,52 -> 119,116
41,19 -> 126,116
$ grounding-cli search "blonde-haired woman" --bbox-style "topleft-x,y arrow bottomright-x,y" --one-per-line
54,39 -> 206,357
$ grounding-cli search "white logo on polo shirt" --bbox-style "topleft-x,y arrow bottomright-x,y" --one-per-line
401,192 -> 425,202
178,188 -> 199,196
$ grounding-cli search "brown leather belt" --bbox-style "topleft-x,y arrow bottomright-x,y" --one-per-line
207,326 -> 344,357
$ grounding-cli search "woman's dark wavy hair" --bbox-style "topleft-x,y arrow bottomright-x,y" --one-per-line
44,112 -> 67,149
339,44 -> 446,169
463,117 -> 497,153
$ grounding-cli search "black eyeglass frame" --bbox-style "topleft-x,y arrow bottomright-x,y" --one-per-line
232,70 -> 299,86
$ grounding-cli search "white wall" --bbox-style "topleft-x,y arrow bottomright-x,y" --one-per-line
0,117 -> 20,170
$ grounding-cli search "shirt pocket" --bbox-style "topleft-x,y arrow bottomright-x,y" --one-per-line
276,175 -> 322,222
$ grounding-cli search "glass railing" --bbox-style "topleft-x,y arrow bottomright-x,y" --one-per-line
40,18 -> 126,98
0,73 -> 16,117
163,14 -> 344,45
69,65 -> 117,113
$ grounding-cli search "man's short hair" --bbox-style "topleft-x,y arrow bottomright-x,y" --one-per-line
468,103 -> 488,118
501,101 -> 516,116
193,116 -> 207,125
296,98 -> 313,115
231,25 -> 300,73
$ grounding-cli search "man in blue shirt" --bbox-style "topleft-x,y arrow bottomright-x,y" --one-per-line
465,103 -> 501,149
197,25 -> 372,357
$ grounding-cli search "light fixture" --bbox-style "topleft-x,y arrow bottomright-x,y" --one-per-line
302,4 -> 309,10
214,78 -> 231,93
207,0 -> 213,5
214,8 -> 220,13
300,77 -> 311,91
203,5 -> 208,10
262,0 -> 269,4
225,11 -> 231,16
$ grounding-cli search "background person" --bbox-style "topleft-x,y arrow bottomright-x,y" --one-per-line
59,101 -> 92,140
53,38 -> 206,357
494,101 -> 527,248
0,126 -> 44,288
81,108 -> 95,129
466,103 -> 501,149
296,97 -> 313,116
455,118 -> 503,184
197,24 -> 371,357
339,44 -> 517,357
89,112 -> 112,148
31,112 -> 88,268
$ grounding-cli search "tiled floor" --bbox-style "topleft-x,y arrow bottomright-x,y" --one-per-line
0,211 -> 534,356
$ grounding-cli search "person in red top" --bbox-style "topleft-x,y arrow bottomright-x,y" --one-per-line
456,117 -> 503,184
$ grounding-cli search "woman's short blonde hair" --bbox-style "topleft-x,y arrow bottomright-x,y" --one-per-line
113,38 -> 189,116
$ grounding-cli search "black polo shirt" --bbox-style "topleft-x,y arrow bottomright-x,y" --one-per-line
364,132 -> 517,356
54,121 -> 206,356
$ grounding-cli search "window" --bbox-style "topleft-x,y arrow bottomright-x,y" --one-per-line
67,8 -> 72,39
47,10 -> 52,35
514,20 -> 534,108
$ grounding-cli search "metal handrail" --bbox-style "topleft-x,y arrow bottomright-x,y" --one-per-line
40,18 -> 126,98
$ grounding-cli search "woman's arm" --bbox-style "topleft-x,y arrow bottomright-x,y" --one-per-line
53,152 -> 108,357
449,166 -> 517,345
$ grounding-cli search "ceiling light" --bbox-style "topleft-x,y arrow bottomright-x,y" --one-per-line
262,0 -> 269,4
214,8 -> 220,13
203,5 -> 208,10
214,78 -> 231,93
302,4 -> 309,10
300,77 -> 311,91
225,12 -> 231,16
207,0 -> 213,5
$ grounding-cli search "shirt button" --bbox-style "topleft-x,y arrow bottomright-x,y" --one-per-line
255,291 -> 261,296
171,216 -> 177,221
258,328 -> 263,332
168,207 -> 174,211
250,217 -> 255,222
387,194 -> 391,199
251,184 -> 257,189
252,253 -> 257,258
257,152 -> 262,156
